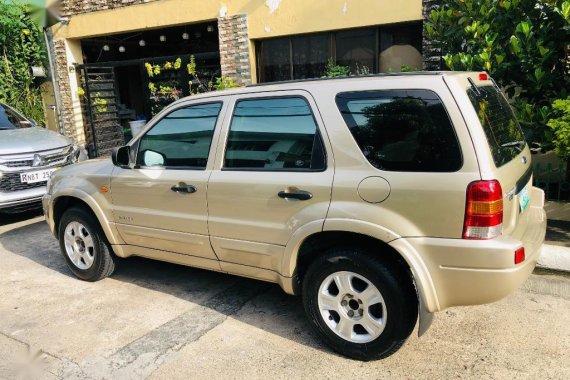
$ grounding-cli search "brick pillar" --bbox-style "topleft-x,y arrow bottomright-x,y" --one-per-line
422,0 -> 442,71
218,14 -> 252,86
53,40 -> 77,140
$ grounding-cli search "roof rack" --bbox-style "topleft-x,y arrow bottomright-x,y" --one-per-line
246,71 -> 446,87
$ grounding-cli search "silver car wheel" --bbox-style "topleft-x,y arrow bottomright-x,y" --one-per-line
63,221 -> 95,270
318,271 -> 387,343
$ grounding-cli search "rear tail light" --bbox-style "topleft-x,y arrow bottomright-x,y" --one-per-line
463,180 -> 503,239
515,247 -> 525,264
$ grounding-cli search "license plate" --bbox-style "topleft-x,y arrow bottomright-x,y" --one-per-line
518,186 -> 530,212
20,168 -> 57,184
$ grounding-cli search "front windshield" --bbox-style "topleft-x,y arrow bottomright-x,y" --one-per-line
0,104 -> 33,130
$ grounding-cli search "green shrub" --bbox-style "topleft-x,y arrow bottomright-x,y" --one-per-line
0,1 -> 46,124
425,0 -> 570,145
548,98 -> 570,161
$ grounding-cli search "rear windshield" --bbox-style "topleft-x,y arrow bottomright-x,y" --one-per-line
467,85 -> 525,167
0,104 -> 31,130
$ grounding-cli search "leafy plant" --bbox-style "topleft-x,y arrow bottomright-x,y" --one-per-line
425,0 -> 570,145
547,98 -> 570,161
0,1 -> 47,124
211,76 -> 239,91
323,58 -> 350,78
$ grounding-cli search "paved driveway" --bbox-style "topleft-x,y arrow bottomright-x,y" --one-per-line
1,212 -> 569,379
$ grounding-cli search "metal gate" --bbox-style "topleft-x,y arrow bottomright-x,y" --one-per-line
78,66 -> 124,157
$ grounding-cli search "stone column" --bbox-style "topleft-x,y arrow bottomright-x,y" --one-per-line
422,0 -> 442,71
218,14 -> 252,86
53,40 -> 77,139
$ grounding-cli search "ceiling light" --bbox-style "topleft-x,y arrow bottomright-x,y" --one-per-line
160,35 -> 166,42
182,32 -> 189,40
139,39 -> 146,47
103,44 -> 110,51
119,46 -> 125,53
207,25 -> 214,33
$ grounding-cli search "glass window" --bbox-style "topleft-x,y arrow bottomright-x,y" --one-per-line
292,34 -> 330,79
225,97 -> 325,171
467,85 -> 526,167
258,38 -> 291,83
137,102 -> 222,169
379,24 -> 423,72
336,90 -> 462,172
0,104 -> 31,130
335,28 -> 376,73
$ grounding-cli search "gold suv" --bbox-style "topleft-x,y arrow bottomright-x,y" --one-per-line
43,72 -> 546,360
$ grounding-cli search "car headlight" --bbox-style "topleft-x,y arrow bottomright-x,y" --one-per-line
67,144 -> 80,164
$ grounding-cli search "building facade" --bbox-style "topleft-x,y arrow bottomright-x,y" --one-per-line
51,0 -> 434,154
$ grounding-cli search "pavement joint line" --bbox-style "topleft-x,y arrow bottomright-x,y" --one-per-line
61,279 -> 271,380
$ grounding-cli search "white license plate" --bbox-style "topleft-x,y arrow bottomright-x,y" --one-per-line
20,168 -> 57,184
518,186 -> 530,212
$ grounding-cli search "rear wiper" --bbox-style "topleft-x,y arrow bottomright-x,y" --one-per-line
500,140 -> 525,151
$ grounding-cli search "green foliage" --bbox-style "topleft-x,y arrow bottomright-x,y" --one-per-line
400,65 -> 420,73
425,0 -> 570,145
0,1 -> 46,124
323,58 -> 350,78
211,76 -> 239,91
547,98 -> 570,160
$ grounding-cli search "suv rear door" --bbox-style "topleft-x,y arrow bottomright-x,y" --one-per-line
444,73 -> 533,235
207,91 -> 334,274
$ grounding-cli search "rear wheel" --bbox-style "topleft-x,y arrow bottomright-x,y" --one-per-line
302,247 -> 417,361
58,207 -> 116,281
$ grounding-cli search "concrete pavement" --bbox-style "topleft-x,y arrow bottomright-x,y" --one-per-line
1,212 -> 569,379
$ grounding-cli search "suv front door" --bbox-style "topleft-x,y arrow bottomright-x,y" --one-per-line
111,101 -> 226,260
207,92 -> 334,274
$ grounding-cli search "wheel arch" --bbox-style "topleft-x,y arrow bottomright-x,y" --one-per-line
283,221 -> 440,313
52,191 -> 123,245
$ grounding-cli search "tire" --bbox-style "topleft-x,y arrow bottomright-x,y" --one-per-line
58,207 -> 116,281
302,247 -> 418,361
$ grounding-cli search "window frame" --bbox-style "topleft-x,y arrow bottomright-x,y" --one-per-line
221,94 -> 328,173
133,100 -> 224,171
255,22 -> 422,83
335,89 -> 464,173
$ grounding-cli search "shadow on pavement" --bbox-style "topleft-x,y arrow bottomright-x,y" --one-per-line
0,208 -> 43,227
0,218 -> 331,357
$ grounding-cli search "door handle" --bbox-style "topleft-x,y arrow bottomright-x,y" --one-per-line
171,184 -> 197,194
278,188 -> 313,201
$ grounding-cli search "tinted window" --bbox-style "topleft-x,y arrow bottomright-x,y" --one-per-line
225,97 -> 325,170
292,33 -> 330,79
258,38 -> 291,83
336,28 -> 376,72
467,85 -> 526,167
336,90 -> 462,172
137,103 -> 222,169
0,104 -> 31,130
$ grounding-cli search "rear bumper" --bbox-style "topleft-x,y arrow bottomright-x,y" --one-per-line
401,186 -> 546,312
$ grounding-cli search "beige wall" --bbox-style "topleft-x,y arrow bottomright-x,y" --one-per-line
54,0 -> 422,40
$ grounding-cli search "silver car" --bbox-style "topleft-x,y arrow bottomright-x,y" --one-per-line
0,103 -> 79,212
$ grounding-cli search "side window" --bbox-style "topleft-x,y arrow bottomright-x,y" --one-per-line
224,97 -> 325,171
137,102 -> 222,169
335,90 -> 462,172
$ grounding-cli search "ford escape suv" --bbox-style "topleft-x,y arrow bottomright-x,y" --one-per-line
43,72 -> 546,360
0,103 -> 79,213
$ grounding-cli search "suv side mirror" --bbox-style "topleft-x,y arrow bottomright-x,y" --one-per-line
112,146 -> 131,167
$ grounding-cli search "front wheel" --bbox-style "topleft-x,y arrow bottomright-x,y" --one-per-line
302,247 -> 418,361
58,207 -> 116,281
